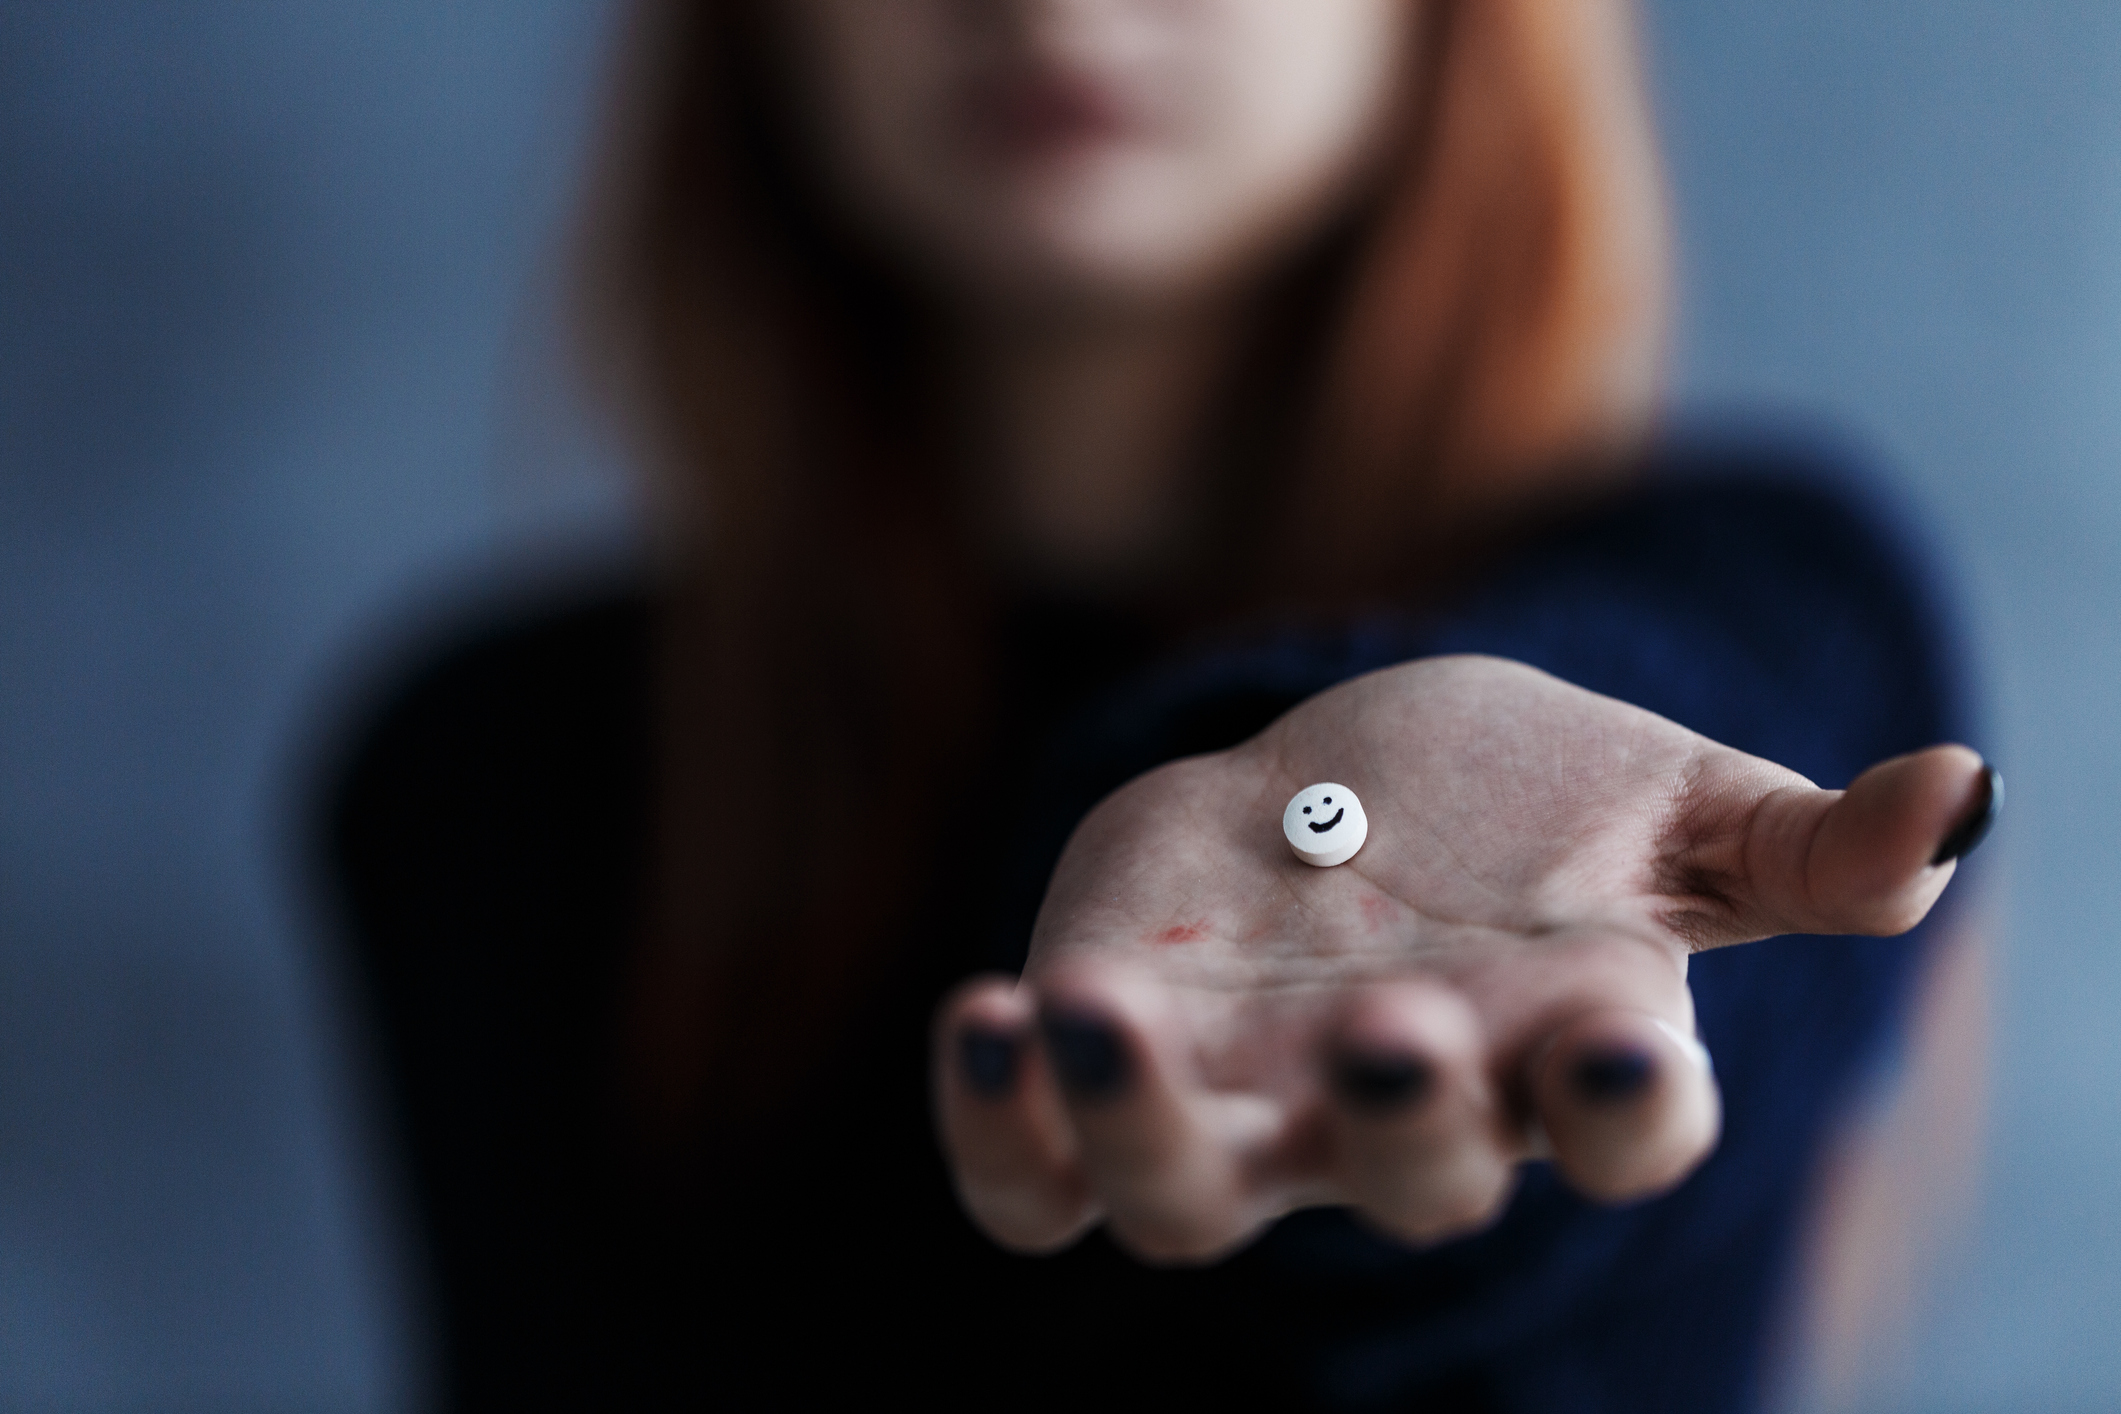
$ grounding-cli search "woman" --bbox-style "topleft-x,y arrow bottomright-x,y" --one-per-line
325,1 -> 1996,1408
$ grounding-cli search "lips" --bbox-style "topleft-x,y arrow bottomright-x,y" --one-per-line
1307,808 -> 1345,834
955,66 -> 1142,162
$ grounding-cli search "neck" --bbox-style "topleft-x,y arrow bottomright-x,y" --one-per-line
954,297 -> 1247,594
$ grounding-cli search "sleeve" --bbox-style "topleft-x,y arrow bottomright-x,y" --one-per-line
995,446 -> 1979,1408
313,591 -> 656,1396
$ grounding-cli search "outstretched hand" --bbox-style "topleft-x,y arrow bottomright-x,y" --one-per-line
934,655 -> 1994,1262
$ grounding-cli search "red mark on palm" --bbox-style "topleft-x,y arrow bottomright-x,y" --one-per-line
1154,921 -> 1208,945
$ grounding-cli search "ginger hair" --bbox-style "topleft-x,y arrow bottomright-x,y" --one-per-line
576,0 -> 1671,1131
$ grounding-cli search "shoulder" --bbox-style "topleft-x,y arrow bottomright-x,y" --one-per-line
1539,436 -> 1955,621
319,583 -> 658,944
1435,435 -> 1976,781
1074,437 -> 1974,795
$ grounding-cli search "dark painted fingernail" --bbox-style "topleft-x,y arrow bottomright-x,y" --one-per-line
1330,1050 -> 1436,1112
1571,1049 -> 1655,1104
1931,764 -> 2003,866
1040,1009 -> 1131,1101
958,1027 -> 1020,1099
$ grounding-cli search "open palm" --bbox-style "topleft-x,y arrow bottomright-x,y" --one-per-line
935,655 -> 1991,1261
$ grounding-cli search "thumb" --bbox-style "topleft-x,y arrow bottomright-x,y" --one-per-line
1686,745 -> 1998,945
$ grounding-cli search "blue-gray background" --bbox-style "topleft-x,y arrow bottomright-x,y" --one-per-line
2,3 -> 2115,1409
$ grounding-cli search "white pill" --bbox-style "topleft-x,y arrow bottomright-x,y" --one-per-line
1282,783 -> 1368,867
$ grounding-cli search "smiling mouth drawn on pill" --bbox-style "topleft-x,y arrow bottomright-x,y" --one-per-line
1306,809 -> 1345,834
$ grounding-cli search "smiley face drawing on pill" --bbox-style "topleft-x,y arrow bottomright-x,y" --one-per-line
1282,783 -> 1369,867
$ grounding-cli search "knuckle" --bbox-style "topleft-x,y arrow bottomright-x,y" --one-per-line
1647,1129 -> 1719,1191
1439,1175 -> 1515,1233
939,1112 -> 1023,1182
1867,897 -> 1934,936
1567,1134 -> 1710,1204
961,1186 -> 1096,1255
1370,1172 -> 1513,1246
1107,1209 -> 1254,1267
1826,878 -> 1943,937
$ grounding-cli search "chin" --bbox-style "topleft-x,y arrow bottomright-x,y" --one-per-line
948,223 -> 1245,317
927,158 -> 1243,312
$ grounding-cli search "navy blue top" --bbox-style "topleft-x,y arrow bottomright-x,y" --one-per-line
323,442 -> 1975,1412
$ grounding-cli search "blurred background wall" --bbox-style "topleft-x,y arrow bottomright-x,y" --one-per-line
2,2 -> 2117,1410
